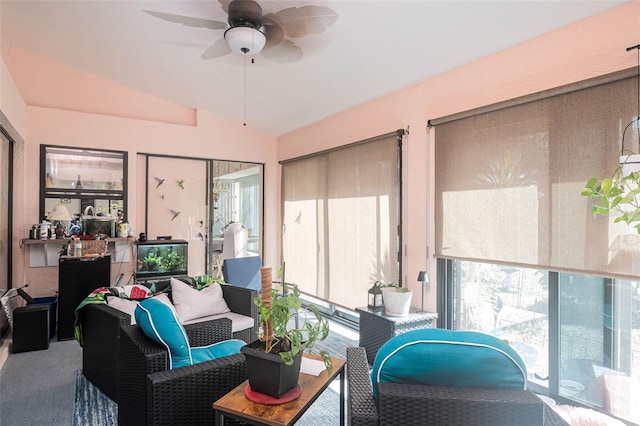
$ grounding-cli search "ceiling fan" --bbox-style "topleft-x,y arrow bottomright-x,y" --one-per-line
144,0 -> 338,64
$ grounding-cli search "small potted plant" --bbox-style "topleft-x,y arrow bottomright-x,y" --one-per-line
380,282 -> 413,317
240,267 -> 332,398
582,115 -> 640,232
581,162 -> 640,233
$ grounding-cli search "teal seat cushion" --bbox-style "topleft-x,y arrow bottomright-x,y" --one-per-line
135,298 -> 192,369
134,298 -> 245,370
191,339 -> 245,364
371,328 -> 527,396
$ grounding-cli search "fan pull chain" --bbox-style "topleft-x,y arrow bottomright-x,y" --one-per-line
240,47 -> 255,127
243,51 -> 247,126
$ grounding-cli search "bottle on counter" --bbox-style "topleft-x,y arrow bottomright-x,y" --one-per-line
40,220 -> 49,240
75,174 -> 83,189
55,223 -> 65,239
119,222 -> 131,237
74,239 -> 83,257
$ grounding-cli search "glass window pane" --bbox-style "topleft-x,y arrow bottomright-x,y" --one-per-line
452,260 -> 549,386
559,274 -> 640,423
45,146 -> 124,190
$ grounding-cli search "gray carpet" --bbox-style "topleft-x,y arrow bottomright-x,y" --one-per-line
0,338 -> 81,425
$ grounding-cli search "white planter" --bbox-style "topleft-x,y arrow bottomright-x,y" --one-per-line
620,154 -> 640,177
381,288 -> 412,317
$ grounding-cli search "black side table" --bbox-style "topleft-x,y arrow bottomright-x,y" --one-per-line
356,307 -> 438,364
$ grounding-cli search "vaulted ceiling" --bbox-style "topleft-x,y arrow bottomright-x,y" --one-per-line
1,0 -> 628,136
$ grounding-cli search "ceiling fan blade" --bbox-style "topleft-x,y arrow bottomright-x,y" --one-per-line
144,10 -> 228,30
261,39 -> 303,64
227,0 -> 263,27
218,0 -> 232,14
201,38 -> 232,60
267,5 -> 338,38
262,21 -> 285,50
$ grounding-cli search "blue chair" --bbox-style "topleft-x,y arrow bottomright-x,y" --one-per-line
223,256 -> 262,291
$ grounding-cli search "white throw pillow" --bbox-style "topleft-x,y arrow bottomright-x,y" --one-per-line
108,292 -> 172,325
170,277 -> 230,323
107,297 -> 139,324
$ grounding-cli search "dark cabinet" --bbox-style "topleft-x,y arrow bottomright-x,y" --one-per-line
58,255 -> 111,340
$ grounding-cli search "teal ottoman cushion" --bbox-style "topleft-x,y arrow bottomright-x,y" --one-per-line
371,328 -> 528,396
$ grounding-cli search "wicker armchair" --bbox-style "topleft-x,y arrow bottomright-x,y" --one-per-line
346,347 -> 569,426
81,284 -> 258,405
117,320 -> 247,425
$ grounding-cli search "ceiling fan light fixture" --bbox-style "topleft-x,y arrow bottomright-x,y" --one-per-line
224,26 -> 266,55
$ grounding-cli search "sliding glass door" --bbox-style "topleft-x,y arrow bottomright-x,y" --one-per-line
140,154 -> 263,277
0,130 -> 10,293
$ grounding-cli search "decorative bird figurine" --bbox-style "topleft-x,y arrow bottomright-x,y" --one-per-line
160,194 -> 165,201
170,210 -> 181,221
154,177 -> 165,188
176,179 -> 185,189
199,220 -> 204,227
196,232 -> 204,240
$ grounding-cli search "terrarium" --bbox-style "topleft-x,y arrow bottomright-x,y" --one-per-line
135,239 -> 188,280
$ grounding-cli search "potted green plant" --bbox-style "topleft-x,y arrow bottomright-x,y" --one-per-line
581,156 -> 640,233
380,282 -> 412,317
241,267 -> 332,399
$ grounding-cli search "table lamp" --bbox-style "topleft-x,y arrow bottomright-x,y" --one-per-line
47,204 -> 72,236
417,271 -> 429,313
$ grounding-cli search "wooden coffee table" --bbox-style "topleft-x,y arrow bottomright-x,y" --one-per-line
213,354 -> 346,426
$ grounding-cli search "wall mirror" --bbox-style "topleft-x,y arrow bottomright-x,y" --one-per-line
40,145 -> 128,236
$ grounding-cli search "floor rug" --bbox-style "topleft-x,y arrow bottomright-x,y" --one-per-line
72,371 -> 117,426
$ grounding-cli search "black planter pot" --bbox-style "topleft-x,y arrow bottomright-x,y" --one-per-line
241,340 -> 302,399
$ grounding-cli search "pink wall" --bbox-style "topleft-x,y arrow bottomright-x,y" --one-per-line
278,2 -> 640,312
1,47 -> 279,296
0,37 -> 27,141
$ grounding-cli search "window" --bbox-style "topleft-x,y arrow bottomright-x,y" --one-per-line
433,68 -> 640,423
432,69 -> 638,278
281,131 -> 403,311
40,145 -> 127,222
212,160 -> 262,255
445,259 -> 639,424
